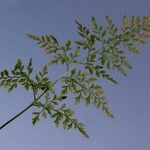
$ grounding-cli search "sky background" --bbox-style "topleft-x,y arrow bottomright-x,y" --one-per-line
0,0 -> 150,150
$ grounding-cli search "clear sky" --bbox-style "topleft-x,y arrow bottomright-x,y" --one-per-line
0,0 -> 150,150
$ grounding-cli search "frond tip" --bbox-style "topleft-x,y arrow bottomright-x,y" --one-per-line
26,33 -> 60,54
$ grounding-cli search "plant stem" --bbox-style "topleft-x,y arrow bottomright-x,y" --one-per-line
0,103 -> 33,130
0,89 -> 47,130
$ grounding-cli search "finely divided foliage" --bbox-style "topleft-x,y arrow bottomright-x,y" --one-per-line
0,16 -> 150,138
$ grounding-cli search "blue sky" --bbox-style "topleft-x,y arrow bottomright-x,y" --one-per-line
0,0 -> 150,150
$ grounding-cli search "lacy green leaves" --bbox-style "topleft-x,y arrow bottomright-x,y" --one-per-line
32,94 -> 89,138
60,68 -> 114,118
1,16 -> 149,138
0,59 -> 52,93
0,59 -> 89,138
26,34 -> 59,54
26,15 -> 150,138
0,59 -> 33,91
75,16 -> 150,76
